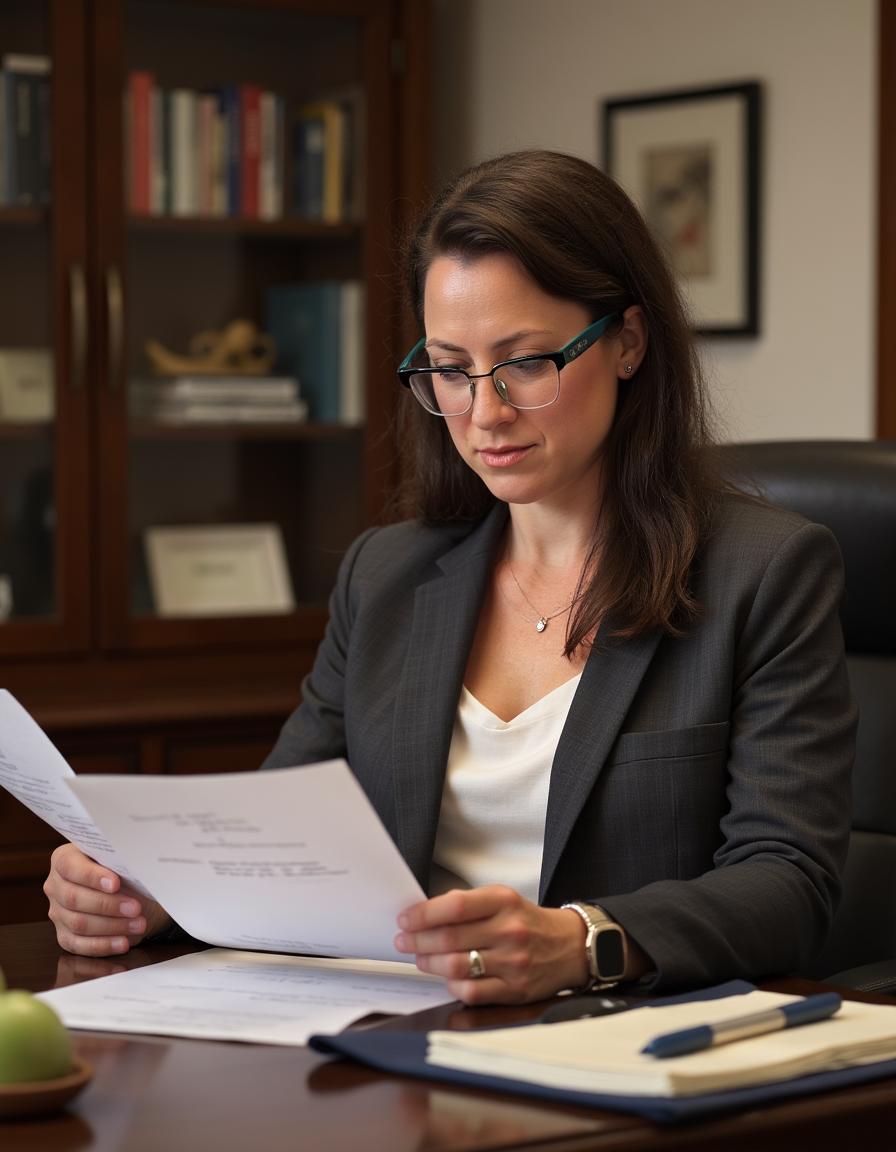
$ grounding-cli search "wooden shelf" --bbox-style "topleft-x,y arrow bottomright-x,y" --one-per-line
0,420 -> 53,438
127,214 -> 361,240
128,419 -> 363,440
0,205 -> 48,227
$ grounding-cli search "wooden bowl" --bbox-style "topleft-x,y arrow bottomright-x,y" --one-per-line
0,1059 -> 92,1121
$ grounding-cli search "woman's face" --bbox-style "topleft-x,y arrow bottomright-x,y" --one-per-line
422,252 -> 628,513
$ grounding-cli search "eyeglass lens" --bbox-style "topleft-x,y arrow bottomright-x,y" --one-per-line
409,358 -> 561,415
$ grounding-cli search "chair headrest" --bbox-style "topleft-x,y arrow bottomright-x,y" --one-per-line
715,441 -> 896,654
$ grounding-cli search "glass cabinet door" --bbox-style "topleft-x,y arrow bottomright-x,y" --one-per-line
92,0 -> 397,652
0,0 -> 90,656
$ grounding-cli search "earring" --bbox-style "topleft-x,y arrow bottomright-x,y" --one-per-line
623,364 -> 634,375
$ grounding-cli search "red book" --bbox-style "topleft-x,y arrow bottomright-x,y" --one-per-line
239,84 -> 261,218
128,70 -> 154,214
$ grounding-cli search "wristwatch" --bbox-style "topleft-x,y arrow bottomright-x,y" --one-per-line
562,902 -> 627,988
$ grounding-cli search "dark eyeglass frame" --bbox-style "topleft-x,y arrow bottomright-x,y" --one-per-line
397,313 -> 621,417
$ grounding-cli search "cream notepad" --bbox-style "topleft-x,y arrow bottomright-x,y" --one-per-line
426,990 -> 896,1098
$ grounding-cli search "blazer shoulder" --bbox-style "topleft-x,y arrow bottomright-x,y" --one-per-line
344,515 -> 491,585
707,489 -> 839,555
697,490 -> 844,600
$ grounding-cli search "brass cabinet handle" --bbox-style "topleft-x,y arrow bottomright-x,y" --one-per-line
106,265 -> 124,391
69,263 -> 87,391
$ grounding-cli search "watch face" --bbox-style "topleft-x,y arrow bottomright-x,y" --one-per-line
595,926 -> 625,979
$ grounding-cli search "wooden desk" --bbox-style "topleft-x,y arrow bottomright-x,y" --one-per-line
2,922 -> 896,1151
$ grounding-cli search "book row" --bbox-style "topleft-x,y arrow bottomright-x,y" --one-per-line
126,71 -> 362,222
0,55 -> 51,208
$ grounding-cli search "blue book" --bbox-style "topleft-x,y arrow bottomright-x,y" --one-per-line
266,281 -> 342,422
291,115 -> 324,218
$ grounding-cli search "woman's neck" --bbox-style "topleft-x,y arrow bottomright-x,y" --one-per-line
504,500 -> 599,571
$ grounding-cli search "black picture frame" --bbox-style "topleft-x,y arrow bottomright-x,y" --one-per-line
603,81 -> 761,337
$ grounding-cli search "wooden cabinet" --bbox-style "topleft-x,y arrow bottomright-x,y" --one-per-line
0,0 -> 430,922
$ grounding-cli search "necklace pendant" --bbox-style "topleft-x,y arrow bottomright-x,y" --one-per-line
535,617 -> 547,633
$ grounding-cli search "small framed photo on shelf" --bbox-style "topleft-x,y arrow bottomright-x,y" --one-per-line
602,81 -> 761,336
145,523 -> 295,618
0,348 -> 54,421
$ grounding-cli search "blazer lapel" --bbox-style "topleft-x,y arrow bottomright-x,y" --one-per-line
539,619 -> 662,901
391,505 -> 508,887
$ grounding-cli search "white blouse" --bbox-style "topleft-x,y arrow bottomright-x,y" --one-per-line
429,674 -> 582,904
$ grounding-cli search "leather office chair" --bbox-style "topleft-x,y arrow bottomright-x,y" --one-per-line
716,440 -> 896,991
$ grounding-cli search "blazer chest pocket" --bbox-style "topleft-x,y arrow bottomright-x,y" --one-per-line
608,721 -> 731,768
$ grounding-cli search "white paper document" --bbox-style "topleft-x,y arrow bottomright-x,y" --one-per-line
0,689 -> 150,895
40,948 -> 452,1046
0,688 -> 426,963
65,759 -> 425,963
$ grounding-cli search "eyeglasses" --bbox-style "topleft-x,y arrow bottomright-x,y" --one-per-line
397,314 -> 620,417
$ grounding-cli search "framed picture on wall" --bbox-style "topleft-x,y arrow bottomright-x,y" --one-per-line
602,81 -> 761,337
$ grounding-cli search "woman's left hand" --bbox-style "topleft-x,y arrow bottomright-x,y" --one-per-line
394,885 -> 589,1004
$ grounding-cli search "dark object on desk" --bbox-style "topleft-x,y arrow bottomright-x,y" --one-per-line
717,440 -> 896,991
539,994 -> 631,1023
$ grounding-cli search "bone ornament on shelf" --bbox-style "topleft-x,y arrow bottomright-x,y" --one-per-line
145,319 -> 277,376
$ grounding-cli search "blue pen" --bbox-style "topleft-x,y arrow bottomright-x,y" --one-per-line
641,992 -> 843,1059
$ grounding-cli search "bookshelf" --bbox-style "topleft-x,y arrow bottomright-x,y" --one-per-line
0,0 -> 431,922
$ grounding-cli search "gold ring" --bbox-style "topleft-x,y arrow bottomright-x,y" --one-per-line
467,948 -> 486,979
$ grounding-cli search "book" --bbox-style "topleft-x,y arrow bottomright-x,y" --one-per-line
141,401 -> 308,424
150,85 -> 167,214
133,375 -> 301,403
266,281 -> 342,422
240,84 -> 261,218
129,375 -> 306,423
259,90 -> 283,220
293,99 -> 345,222
324,84 -> 365,222
197,92 -> 218,216
219,84 -> 241,216
291,113 -> 324,218
2,55 -> 51,207
210,94 -> 229,217
338,280 -> 365,424
127,70 -> 153,214
424,988 -> 896,1099
170,88 -> 197,216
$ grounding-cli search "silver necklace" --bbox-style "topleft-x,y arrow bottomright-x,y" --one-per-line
504,560 -> 584,633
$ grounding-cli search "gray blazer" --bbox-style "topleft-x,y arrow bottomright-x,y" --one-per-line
264,495 -> 856,990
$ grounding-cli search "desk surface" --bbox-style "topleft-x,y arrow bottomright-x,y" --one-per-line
1,922 -> 896,1151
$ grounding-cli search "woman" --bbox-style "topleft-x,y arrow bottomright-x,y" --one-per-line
44,150 -> 856,1003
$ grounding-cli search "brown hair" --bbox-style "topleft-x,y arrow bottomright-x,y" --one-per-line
395,149 -> 719,651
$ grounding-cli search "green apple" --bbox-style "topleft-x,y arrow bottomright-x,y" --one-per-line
0,990 -> 73,1084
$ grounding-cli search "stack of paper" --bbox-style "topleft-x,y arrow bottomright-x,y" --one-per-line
426,990 -> 896,1098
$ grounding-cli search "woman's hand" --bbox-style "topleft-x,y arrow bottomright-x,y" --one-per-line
44,843 -> 171,957
394,885 -> 591,1004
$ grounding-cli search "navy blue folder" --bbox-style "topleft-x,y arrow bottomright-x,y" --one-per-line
308,981 -> 896,1124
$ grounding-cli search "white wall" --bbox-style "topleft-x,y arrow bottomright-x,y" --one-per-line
432,0 -> 877,442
